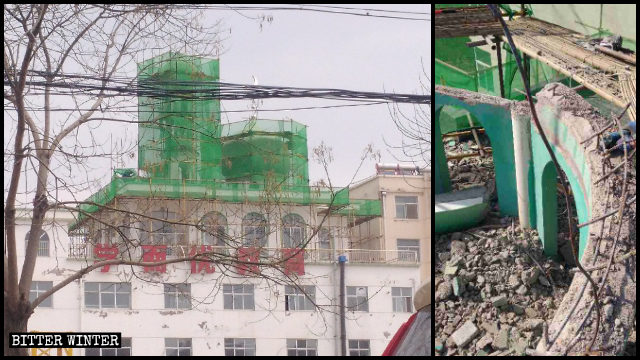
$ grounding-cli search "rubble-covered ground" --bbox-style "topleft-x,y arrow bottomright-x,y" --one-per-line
434,223 -> 575,356
445,133 -> 494,193
437,132 -> 574,356
437,130 -> 636,356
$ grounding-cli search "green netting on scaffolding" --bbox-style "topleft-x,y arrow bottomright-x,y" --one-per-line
137,52 -> 223,181
435,4 -> 569,134
221,119 -> 309,188
69,172 -> 353,231
437,43 -> 569,133
70,52 -> 379,230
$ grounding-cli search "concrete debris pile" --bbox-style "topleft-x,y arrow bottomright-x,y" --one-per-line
434,225 -> 577,356
445,136 -> 494,192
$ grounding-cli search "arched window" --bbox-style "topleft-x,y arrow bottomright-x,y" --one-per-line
282,214 -> 305,248
242,213 -> 267,248
25,229 -> 50,257
200,212 -> 227,247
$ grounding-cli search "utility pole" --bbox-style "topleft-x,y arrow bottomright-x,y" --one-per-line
339,255 -> 347,356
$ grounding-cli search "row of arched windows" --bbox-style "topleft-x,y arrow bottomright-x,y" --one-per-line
30,213 -> 330,258
200,212 -> 310,248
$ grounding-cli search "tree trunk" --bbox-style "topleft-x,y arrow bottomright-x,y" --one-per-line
4,295 -> 32,356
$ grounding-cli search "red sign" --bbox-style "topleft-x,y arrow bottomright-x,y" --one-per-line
282,248 -> 305,276
93,244 -> 119,272
236,247 -> 260,276
189,245 -> 216,274
141,245 -> 167,273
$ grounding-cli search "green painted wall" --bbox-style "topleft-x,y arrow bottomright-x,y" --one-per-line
435,93 -> 519,216
435,202 -> 488,234
530,107 -> 591,260
434,107 -> 452,194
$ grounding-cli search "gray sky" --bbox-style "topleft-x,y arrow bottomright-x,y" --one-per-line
5,4 -> 430,205
210,4 -> 430,186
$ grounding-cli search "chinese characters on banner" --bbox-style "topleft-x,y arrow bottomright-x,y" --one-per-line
281,248 -> 305,276
189,245 -> 216,274
236,247 -> 260,275
94,245 -> 305,277
141,245 -> 167,273
93,244 -> 119,272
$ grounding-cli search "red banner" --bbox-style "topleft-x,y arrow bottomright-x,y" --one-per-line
189,245 -> 216,274
236,247 -> 260,276
282,248 -> 305,276
141,245 -> 167,273
93,244 -> 119,272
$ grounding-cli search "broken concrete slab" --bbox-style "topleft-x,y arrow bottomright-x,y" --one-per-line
476,333 -> 493,349
444,264 -> 459,276
511,304 -> 525,315
450,320 -> 480,348
493,327 -> 511,350
520,319 -> 544,331
521,268 -> 540,285
515,284 -> 528,295
491,295 -> 508,308
435,186 -> 491,234
481,322 -> 499,335
450,240 -> 467,256
435,281 -> 453,302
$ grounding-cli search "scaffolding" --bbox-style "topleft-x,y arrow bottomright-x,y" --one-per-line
435,5 -> 636,134
221,119 -> 309,187
70,52 -> 380,231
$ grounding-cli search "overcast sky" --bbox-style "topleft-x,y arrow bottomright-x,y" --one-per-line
5,5 -> 430,206
210,4 -> 430,186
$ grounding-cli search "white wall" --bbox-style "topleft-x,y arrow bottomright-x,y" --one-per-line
16,209 -> 420,356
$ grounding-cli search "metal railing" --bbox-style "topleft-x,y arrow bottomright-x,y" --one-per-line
68,242 -> 419,265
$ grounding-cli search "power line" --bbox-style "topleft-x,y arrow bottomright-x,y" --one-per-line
172,4 -> 429,21
4,101 -> 390,114
5,70 -> 431,104
298,4 -> 430,15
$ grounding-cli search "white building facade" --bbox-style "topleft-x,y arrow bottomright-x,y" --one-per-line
15,198 -> 422,356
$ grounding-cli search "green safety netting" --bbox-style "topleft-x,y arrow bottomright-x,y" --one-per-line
70,52 -> 380,230
436,38 -> 568,133
137,52 -> 223,181
435,4 -> 567,133
221,119 -> 309,187
436,4 -> 635,133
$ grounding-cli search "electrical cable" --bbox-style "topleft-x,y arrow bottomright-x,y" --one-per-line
4,75 -> 430,104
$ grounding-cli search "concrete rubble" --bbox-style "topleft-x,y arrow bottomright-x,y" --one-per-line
434,225 -> 574,356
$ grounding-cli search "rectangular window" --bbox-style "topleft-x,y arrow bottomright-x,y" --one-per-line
285,285 -> 315,311
286,339 -> 317,356
397,239 -> 420,262
38,236 -> 50,257
165,338 -> 191,356
348,339 -> 370,356
164,283 -> 191,309
395,196 -> 418,219
29,281 -> 53,308
84,282 -> 131,309
223,284 -> 255,310
346,286 -> 369,312
224,338 -> 256,356
85,337 -> 131,356
392,287 -> 413,313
